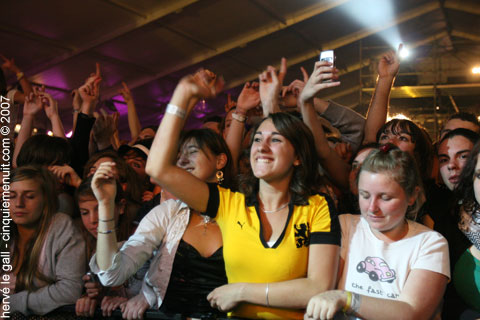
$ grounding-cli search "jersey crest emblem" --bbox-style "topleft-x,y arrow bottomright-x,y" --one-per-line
294,223 -> 310,248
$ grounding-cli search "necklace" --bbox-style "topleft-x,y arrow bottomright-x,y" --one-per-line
194,213 -> 213,235
261,202 -> 289,213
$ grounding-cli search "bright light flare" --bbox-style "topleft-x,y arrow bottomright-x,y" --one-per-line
387,113 -> 411,122
66,131 -> 73,138
341,0 -> 403,49
399,47 -> 410,59
472,66 -> 480,74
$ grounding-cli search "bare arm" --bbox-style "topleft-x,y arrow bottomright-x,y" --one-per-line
259,58 -> 286,116
363,45 -> 401,144
0,54 -> 33,103
13,87 -> 45,168
299,61 -> 350,190
207,243 -> 339,311
92,162 -> 119,270
305,269 -> 447,320
119,81 -> 142,144
41,91 -> 66,138
145,70 -> 224,212
225,82 -> 260,173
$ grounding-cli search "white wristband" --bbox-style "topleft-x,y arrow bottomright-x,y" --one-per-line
232,112 -> 246,123
166,103 -> 186,119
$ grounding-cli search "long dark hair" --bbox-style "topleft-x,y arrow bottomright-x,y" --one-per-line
376,119 -> 433,181
179,128 -> 234,189
239,112 -> 321,205
454,139 -> 480,230
17,134 -> 73,167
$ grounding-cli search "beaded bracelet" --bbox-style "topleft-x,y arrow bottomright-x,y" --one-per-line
97,228 -> 116,235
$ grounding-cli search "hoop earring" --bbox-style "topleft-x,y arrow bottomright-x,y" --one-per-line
216,171 -> 224,184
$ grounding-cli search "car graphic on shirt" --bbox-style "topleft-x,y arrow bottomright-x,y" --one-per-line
356,256 -> 396,283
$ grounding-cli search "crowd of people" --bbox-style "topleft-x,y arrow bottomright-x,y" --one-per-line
1,44 -> 479,320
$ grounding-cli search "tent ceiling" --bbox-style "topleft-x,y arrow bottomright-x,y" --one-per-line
2,0 -> 480,138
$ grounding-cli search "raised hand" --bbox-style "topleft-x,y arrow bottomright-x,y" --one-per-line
181,69 -> 224,100
237,82 -> 260,113
259,57 -> 287,116
85,62 -> 102,86
377,43 -> 402,79
23,86 -> 46,116
48,165 -> 82,187
0,54 -> 21,74
79,80 -> 101,105
38,91 -> 59,119
91,162 -> 117,204
299,61 -> 340,104
119,81 -> 133,103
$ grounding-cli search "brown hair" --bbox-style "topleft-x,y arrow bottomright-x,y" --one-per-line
358,144 -> 424,220
239,112 -> 322,205
6,166 -> 58,291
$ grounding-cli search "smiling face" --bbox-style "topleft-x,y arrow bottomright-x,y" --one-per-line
176,138 -> 219,183
358,170 -> 415,240
250,119 -> 299,183
10,179 -> 45,228
438,135 -> 474,191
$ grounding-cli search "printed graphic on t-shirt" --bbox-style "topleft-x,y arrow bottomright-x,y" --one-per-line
294,223 -> 310,248
356,256 -> 396,283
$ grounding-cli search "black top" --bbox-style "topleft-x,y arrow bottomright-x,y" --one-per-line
161,239 -> 227,317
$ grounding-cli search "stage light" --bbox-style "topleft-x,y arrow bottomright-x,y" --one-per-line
66,131 -> 73,138
472,66 -> 480,74
47,130 -> 53,136
399,47 -> 410,59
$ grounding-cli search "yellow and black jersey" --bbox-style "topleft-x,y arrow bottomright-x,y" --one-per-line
204,184 -> 340,319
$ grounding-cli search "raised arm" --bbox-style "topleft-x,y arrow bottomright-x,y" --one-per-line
225,82 -> 260,173
259,58 -> 286,116
299,61 -> 351,190
41,91 -> 66,138
119,81 -> 142,144
13,87 -> 45,168
0,54 -> 33,103
145,70 -> 223,212
363,44 -> 401,144
92,161 -> 120,271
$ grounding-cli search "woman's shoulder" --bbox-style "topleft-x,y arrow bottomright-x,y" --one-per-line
406,220 -> 448,246
49,212 -> 75,228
